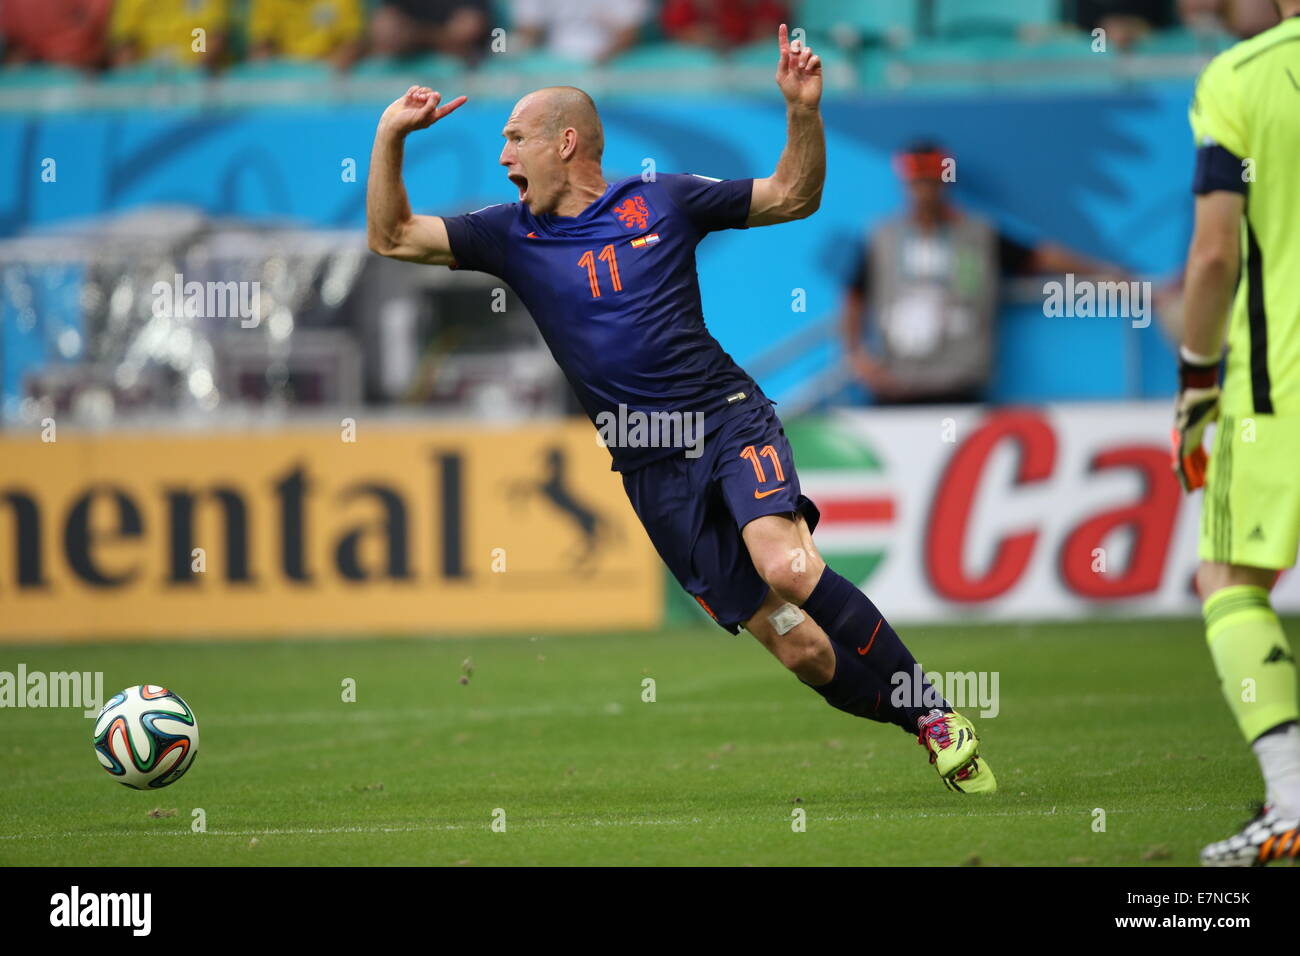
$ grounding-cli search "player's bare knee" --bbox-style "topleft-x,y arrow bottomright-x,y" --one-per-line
1196,561 -> 1228,598
1197,561 -> 1274,599
754,551 -> 821,604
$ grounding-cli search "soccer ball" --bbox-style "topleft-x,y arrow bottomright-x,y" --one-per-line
93,685 -> 199,789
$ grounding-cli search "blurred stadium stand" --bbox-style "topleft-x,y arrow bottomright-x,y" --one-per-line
0,1 -> 1254,101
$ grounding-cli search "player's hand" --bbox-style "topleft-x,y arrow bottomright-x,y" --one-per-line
775,23 -> 822,109
849,349 -> 904,397
379,86 -> 467,138
1171,350 -> 1221,492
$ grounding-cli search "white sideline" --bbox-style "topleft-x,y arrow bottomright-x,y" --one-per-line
0,803 -> 1223,841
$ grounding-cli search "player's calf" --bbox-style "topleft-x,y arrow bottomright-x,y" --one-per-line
742,515 -> 996,791
745,589 -> 834,684
744,514 -> 945,727
744,591 -> 996,792
744,589 -> 910,733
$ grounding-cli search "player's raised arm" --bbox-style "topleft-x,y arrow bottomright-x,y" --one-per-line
366,86 -> 468,264
748,23 -> 824,227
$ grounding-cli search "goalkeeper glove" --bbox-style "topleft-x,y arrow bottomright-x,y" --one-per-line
1171,346 -> 1221,492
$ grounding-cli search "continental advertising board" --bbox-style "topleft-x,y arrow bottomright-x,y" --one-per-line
0,421 -> 662,640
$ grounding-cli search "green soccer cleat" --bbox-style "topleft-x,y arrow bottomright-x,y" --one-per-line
917,709 -> 997,794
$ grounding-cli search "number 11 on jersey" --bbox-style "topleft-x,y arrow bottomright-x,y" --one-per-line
578,244 -> 623,297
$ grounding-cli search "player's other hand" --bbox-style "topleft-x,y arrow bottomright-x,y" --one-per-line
775,23 -> 822,109
849,348 -> 904,398
1172,350 -> 1221,492
379,86 -> 468,137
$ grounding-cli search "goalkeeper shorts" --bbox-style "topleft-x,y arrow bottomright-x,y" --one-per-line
1199,412 -> 1300,569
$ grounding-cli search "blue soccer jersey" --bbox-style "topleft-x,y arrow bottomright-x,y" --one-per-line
442,173 -> 760,471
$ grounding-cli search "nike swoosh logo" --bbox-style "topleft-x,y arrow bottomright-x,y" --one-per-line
526,231 -> 538,238
857,618 -> 883,655
753,486 -> 786,499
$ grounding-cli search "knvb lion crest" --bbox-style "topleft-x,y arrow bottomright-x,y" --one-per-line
613,195 -> 650,231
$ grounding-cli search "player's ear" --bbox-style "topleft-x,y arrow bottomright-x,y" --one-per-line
559,127 -> 578,160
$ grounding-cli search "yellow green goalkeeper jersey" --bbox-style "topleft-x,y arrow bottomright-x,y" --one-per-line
1189,14 -> 1300,417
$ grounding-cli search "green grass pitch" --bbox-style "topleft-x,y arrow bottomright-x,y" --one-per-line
1,618 -> 1289,866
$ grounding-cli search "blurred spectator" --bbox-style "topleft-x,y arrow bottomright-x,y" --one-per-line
249,0 -> 364,69
369,1 -> 491,62
1214,0 -> 1281,37
508,0 -> 648,63
1072,0 -> 1176,49
661,0 -> 788,49
839,141 -> 1124,406
0,0 -> 113,69
110,0 -> 230,69
1177,0 -> 1279,35
1177,0 -> 1227,28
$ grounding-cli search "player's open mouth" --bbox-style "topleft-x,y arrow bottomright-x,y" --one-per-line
508,174 -> 528,202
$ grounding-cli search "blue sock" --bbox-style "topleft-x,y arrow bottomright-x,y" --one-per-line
804,640 -> 909,730
802,566 -> 947,730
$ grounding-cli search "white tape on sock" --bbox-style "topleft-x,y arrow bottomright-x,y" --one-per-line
768,602 -> 805,636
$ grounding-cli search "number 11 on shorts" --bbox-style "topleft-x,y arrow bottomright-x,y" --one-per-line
740,444 -> 785,484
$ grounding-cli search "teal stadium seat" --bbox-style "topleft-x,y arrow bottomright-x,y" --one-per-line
856,49 -> 890,90
488,0 -> 512,31
351,54 -> 463,81
98,63 -> 205,87
933,0 -> 1060,38
796,0 -> 918,47
480,50 -> 588,76
729,40 -> 782,69
729,38 -> 864,90
225,58 -> 335,82
1136,27 -> 1236,56
608,43 -> 725,72
0,64 -> 84,88
891,36 -> 1117,92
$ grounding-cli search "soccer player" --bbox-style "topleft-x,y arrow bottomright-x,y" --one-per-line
366,25 -> 995,793
1174,1 -> 1300,865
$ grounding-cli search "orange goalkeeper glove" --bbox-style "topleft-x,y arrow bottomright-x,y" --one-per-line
1171,347 -> 1221,492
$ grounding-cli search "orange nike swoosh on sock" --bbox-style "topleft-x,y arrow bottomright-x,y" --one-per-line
857,618 -> 883,655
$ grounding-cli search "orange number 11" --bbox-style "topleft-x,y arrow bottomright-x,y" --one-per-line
578,244 -> 623,297
740,445 -> 785,483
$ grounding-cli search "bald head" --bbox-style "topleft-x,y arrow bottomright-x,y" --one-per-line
500,86 -> 607,216
519,86 -> 604,161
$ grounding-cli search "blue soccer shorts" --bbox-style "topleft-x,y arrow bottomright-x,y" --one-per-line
620,396 -> 820,633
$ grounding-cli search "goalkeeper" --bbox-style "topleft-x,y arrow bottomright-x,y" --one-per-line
1174,1 -> 1300,866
